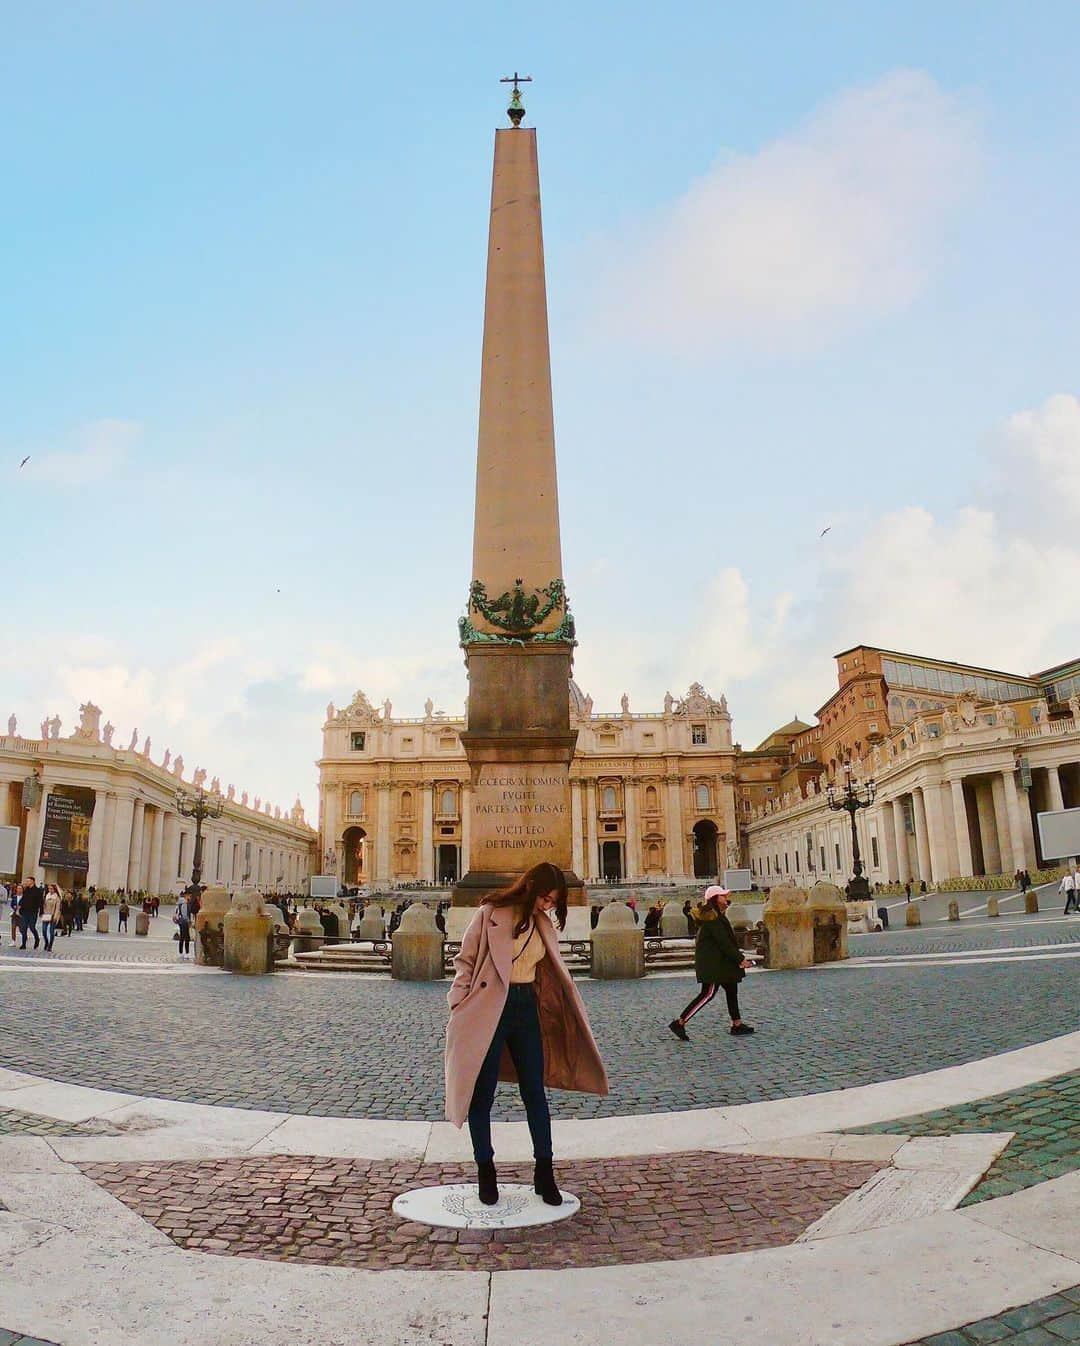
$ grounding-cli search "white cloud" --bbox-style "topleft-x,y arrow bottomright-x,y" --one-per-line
987,392 -> 1080,531
593,71 -> 979,351
27,419 -> 139,487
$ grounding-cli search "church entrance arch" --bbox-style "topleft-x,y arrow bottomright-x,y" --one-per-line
437,844 -> 459,886
601,840 -> 623,883
342,826 -> 366,886
692,820 -> 719,878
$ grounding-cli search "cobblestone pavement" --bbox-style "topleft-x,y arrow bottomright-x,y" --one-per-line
852,1070 -> 1080,1204
854,917 -> 1079,958
900,1285 -> 1080,1344
81,1151 -> 879,1271
0,954 -> 1074,1118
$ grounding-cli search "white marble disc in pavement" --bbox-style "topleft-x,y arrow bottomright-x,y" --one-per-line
392,1183 -> 580,1229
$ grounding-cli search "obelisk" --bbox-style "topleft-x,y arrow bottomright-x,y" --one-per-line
454,77 -> 581,907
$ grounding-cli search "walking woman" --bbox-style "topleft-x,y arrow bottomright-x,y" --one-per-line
445,862 -> 608,1208
41,885 -> 63,953
669,885 -> 756,1041
173,889 -> 194,961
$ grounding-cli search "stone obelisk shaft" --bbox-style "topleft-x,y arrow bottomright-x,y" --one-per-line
455,123 -> 580,905
471,127 -> 563,622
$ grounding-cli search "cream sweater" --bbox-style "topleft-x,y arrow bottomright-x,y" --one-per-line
509,916 -> 547,983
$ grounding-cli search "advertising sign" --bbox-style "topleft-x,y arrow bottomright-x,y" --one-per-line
1036,808 -> 1080,863
723,868 -> 753,892
310,875 -> 338,898
0,825 -> 19,876
38,787 -> 96,871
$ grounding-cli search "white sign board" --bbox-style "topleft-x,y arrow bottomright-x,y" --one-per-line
0,825 -> 19,876
309,875 -> 338,899
723,868 -> 753,892
1036,808 -> 1080,862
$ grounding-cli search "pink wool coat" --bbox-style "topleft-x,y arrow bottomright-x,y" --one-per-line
444,903 -> 609,1128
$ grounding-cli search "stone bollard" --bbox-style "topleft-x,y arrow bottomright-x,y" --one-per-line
357,906 -> 386,942
727,904 -> 752,931
763,885 -> 813,969
906,902 -> 922,926
96,909 -> 109,934
223,889 -> 273,975
135,911 -> 150,937
263,905 -> 292,968
391,903 -> 445,981
1025,890 -> 1039,914
328,902 -> 351,946
808,882 -> 849,963
986,896 -> 1000,918
292,908 -> 325,954
195,886 -> 231,966
660,902 -> 689,940
948,900 -> 960,922
590,902 -> 645,979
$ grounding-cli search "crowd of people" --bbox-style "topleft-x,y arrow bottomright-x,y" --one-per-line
0,880 -> 171,952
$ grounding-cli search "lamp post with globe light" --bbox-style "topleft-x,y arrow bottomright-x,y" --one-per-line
826,762 -> 876,902
175,785 -> 225,891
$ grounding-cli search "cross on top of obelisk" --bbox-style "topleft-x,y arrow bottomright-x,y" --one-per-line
500,72 -> 532,127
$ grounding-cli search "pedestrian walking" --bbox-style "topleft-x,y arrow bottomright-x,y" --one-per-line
445,862 -> 608,1208
9,884 -> 21,942
118,899 -> 130,933
40,884 -> 63,952
173,890 -> 194,960
1061,871 -> 1078,916
18,877 -> 43,950
669,885 -> 755,1041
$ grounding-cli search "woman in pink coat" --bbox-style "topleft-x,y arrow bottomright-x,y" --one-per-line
445,862 -> 608,1208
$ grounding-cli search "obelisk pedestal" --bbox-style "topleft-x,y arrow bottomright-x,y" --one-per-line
454,102 -> 583,908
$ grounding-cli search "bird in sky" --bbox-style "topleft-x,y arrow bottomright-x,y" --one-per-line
19,456 -> 30,468
819,525 -> 831,537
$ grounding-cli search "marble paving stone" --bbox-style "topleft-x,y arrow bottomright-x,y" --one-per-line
0,1138 -> 76,1174
0,1081 -> 132,1124
247,1113 -> 432,1160
0,1214 -> 66,1267
488,1212 -> 1080,1346
962,1171 -> 1080,1262
0,1173 -> 172,1250
393,1182 -> 580,1229
798,1168 -> 979,1241
894,1134 -> 1015,1173
48,1097 -> 287,1162
718,1133 -> 910,1162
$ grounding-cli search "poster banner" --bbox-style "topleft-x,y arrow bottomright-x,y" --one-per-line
39,787 -> 96,871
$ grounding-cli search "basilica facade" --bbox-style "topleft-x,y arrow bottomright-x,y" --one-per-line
317,683 -> 741,887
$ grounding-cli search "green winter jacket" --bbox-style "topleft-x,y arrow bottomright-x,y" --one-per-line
691,905 -> 745,987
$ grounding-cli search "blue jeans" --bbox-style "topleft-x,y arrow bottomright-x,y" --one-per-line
468,983 -> 552,1164
41,919 -> 56,951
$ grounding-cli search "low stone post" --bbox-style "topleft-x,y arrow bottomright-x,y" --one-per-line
292,908 -> 325,954
905,903 -> 922,927
808,882 -> 849,963
763,885 -> 813,969
391,903 -> 444,981
195,886 -> 231,967
986,896 -> 1000,918
660,902 -> 689,940
590,902 -> 644,979
1025,890 -> 1039,914
357,906 -> 386,942
947,900 -> 960,922
223,889 -> 273,975
263,904 -> 292,968
328,902 -> 351,946
96,909 -> 109,934
135,911 -> 150,937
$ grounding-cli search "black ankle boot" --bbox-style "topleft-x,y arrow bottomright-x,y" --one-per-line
477,1160 -> 498,1206
533,1157 -> 562,1206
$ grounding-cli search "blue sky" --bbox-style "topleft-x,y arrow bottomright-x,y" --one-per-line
5,2 -> 1080,815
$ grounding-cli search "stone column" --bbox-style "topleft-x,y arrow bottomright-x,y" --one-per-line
375,782 -> 391,885
420,784 -> 434,884
86,789 -> 110,887
1046,764 -> 1066,813
127,799 -> 146,890
160,811 -> 180,892
950,778 -> 974,878
107,795 -> 135,889
893,798 -> 912,883
25,785 -> 50,877
976,780 -> 1002,874
570,779 -> 584,878
585,778 -> 599,881
912,788 -> 931,884
665,775 -> 684,879
922,782 -> 948,884
624,777 -> 640,879
461,782 -> 472,874
1001,769 -> 1033,873
881,800 -> 900,882
991,774 -> 1015,874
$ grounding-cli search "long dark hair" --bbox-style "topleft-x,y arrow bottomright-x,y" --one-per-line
487,862 -> 568,935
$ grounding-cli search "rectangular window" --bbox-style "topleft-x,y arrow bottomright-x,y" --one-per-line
820,845 -> 826,871
835,842 -> 841,868
691,724 -> 708,745
911,664 -> 928,690
402,737 -> 413,748
925,667 -> 941,691
599,732 -> 616,746
350,732 -> 366,751
232,843 -> 238,881
643,732 -> 655,745
794,852 -> 800,872
177,833 -> 186,878
871,836 -> 880,867
216,838 -> 223,880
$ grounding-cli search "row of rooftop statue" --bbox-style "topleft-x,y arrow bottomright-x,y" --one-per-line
109,881 -> 861,978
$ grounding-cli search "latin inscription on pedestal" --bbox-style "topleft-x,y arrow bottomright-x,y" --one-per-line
471,764 -> 572,873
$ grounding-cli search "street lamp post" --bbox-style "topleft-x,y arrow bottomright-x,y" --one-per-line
175,785 -> 225,890
826,763 -> 876,902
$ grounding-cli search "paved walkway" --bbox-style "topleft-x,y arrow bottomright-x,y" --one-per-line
901,1286 -> 1080,1344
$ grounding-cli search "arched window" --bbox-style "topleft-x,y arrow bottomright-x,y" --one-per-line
695,783 -> 710,810
400,789 -> 413,818
601,785 -> 617,811
348,789 -> 364,816
644,784 -> 658,813
440,787 -> 456,816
